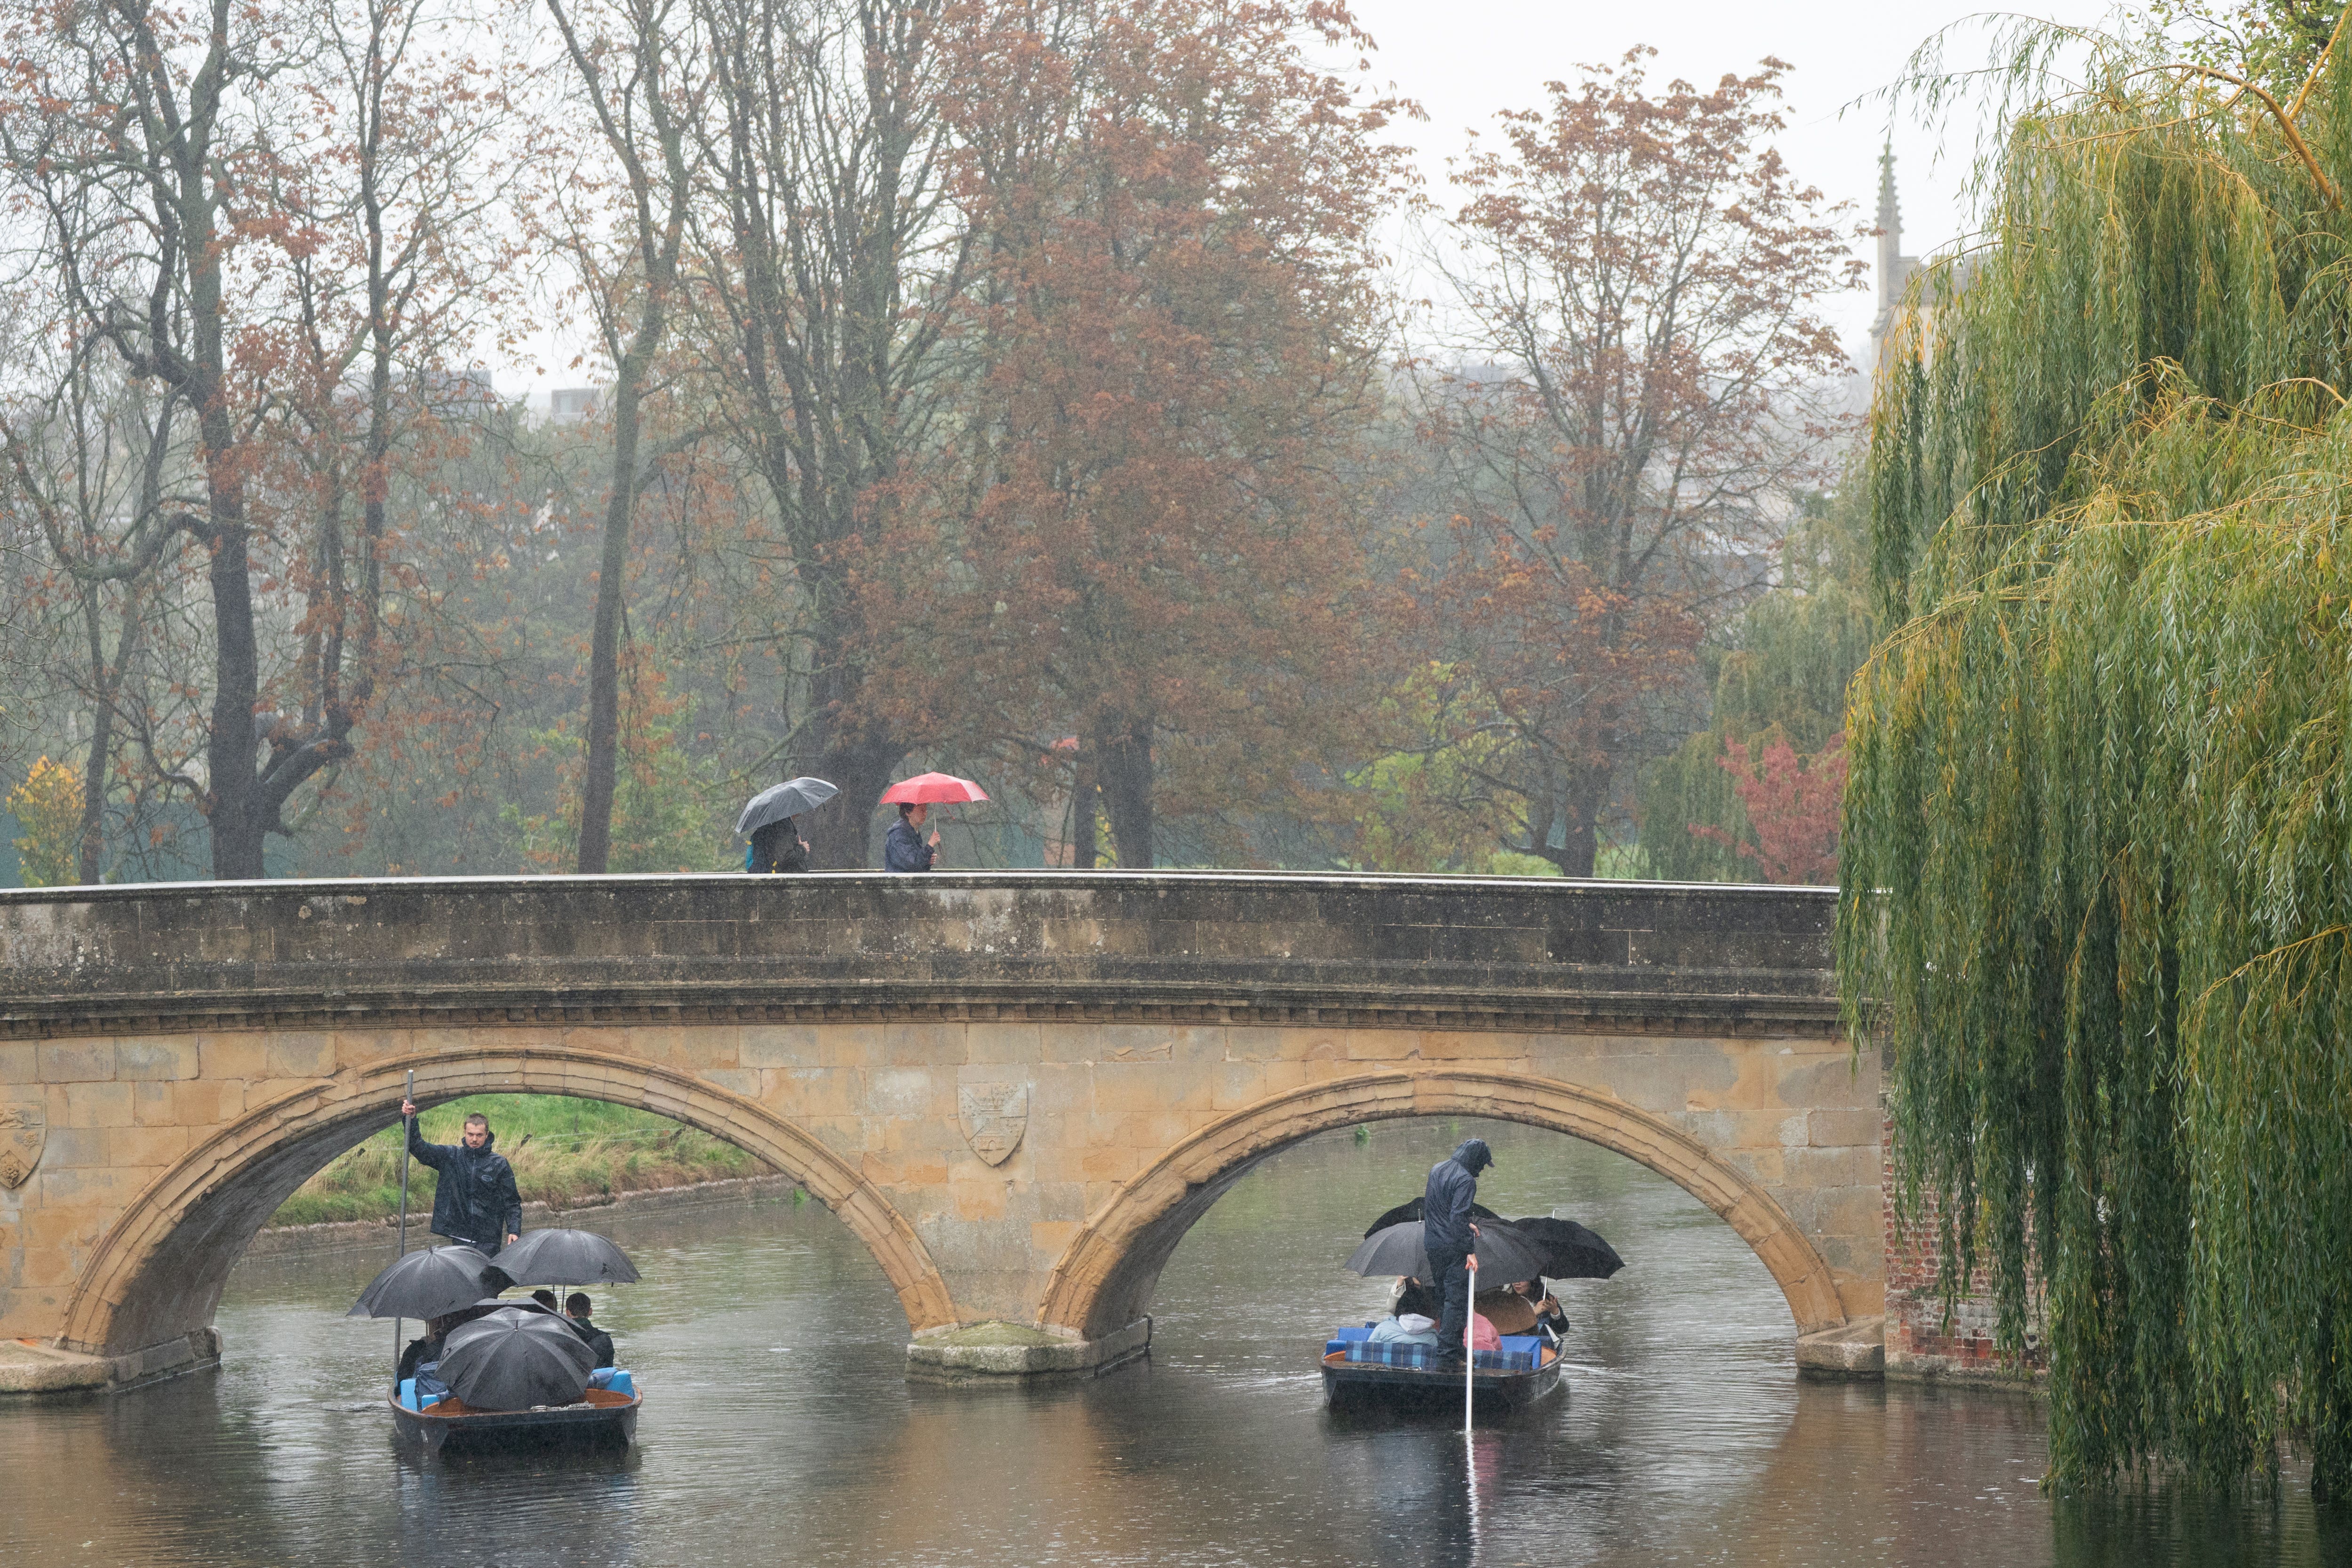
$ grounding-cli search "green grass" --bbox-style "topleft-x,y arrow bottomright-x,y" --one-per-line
270,1094 -> 768,1229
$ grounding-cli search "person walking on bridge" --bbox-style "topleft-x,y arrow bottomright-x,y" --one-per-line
399,1099 -> 522,1257
1423,1138 -> 1493,1363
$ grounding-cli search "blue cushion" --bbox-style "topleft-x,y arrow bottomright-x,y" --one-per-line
1345,1340 -> 1441,1369
399,1377 -> 418,1410
1498,1335 -> 1541,1357
1333,1326 -> 1372,1342
603,1369 -> 636,1398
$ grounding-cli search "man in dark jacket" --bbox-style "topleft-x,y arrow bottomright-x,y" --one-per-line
884,802 -> 941,871
566,1292 -> 616,1368
399,1099 -> 522,1257
1423,1137 -> 1494,1360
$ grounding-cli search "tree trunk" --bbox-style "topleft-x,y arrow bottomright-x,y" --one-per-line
1068,743 -> 1099,869
1094,716 -> 1154,869
202,497 -> 265,879
76,586 -> 140,885
1551,761 -> 1607,878
575,376 -> 644,875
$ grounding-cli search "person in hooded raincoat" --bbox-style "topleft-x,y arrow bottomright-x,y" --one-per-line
400,1099 -> 523,1256
1422,1137 -> 1494,1361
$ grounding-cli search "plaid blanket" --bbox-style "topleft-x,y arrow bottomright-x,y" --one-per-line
1340,1341 -> 1537,1372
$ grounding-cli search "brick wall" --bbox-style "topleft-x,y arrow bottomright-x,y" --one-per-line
1882,1119 -> 2043,1380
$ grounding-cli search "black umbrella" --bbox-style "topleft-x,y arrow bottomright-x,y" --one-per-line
1344,1219 -> 1547,1283
735,777 -> 838,836
345,1246 -> 509,1321
1363,1195 -> 1500,1238
1507,1215 -> 1626,1281
438,1307 -> 598,1411
493,1227 -> 641,1287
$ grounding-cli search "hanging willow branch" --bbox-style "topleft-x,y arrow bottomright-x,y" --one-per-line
1844,28 -> 2352,1492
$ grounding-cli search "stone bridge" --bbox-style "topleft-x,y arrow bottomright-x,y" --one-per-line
0,873 -> 1878,1390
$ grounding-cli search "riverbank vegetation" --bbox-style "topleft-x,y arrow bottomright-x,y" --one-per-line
271,1096 -> 767,1229
1843,13 -> 2352,1492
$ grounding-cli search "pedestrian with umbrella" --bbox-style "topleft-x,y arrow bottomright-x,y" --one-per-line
737,776 -> 837,873
880,772 -> 987,871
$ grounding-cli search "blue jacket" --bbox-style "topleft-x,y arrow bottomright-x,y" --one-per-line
884,818 -> 934,872
1422,1138 -> 1493,1256
407,1121 -> 523,1250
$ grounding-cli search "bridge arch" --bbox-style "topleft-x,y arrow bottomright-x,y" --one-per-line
1036,1068 -> 1848,1341
58,1044 -> 955,1359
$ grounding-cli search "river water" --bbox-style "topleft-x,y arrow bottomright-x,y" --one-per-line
3,1119 -> 2336,1567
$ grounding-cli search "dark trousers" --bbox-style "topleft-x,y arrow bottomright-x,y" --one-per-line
1432,1248 -> 1473,1354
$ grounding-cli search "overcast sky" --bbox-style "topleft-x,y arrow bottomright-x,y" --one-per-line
1341,0 -> 2105,360
510,2 -> 2109,393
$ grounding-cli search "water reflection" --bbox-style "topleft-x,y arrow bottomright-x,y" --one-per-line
0,1118 -> 2329,1567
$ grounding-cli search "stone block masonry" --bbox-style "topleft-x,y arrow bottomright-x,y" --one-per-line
0,872 -> 1882,1386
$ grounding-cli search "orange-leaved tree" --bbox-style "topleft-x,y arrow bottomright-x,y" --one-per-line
1407,50 -> 1862,874
857,0 -> 1409,866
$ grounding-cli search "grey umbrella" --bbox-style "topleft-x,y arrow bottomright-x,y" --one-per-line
438,1307 -> 598,1410
492,1227 -> 641,1286
1344,1219 -> 1547,1284
345,1246 -> 508,1321
735,777 -> 838,836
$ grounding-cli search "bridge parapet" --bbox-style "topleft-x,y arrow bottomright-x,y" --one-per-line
0,871 -> 1836,1036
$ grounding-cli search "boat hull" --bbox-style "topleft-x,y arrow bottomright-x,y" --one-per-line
1319,1350 -> 1563,1415
388,1387 -> 640,1455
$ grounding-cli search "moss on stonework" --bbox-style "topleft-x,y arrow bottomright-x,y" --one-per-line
924,1322 -> 1063,1348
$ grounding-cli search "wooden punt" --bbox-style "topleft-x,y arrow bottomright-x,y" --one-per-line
1319,1343 -> 1564,1415
388,1386 -> 641,1455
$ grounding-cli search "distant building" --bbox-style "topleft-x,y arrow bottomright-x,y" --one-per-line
1869,145 -> 1921,367
549,386 -> 605,425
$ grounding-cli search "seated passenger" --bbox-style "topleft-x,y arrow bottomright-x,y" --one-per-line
1368,1313 -> 1440,1346
531,1289 -> 559,1311
1391,1275 -> 1440,1320
397,1313 -> 455,1386
566,1292 -> 616,1369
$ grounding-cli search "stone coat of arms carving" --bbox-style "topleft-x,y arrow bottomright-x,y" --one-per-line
0,1103 -> 45,1189
957,1083 -> 1029,1166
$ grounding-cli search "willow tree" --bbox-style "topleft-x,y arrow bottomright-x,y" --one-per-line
1842,19 -> 2352,1489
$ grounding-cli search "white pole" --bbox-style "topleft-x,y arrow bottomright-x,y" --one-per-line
1463,1253 -> 1477,1432
393,1069 -> 414,1387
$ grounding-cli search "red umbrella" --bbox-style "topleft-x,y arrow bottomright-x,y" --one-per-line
879,772 -> 989,805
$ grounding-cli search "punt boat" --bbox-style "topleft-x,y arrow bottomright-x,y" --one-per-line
390,1374 -> 640,1455
1319,1324 -> 1564,1414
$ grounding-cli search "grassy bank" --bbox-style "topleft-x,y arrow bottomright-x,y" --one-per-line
271,1095 -> 769,1228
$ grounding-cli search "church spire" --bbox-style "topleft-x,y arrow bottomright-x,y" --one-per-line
1869,143 -> 1920,365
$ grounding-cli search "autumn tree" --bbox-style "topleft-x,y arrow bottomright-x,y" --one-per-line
1405,51 -> 1861,875
1638,479 -> 1874,882
0,0 -> 526,879
543,0 -> 705,873
685,0 -> 978,866
861,0 -> 1405,867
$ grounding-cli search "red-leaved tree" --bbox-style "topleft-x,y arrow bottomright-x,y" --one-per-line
855,0 -> 1407,866
1690,731 -> 1844,883
1407,50 -> 1862,874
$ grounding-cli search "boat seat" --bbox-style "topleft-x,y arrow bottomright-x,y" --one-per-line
589,1368 -> 637,1397
1344,1340 -> 1441,1369
397,1377 -> 446,1412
